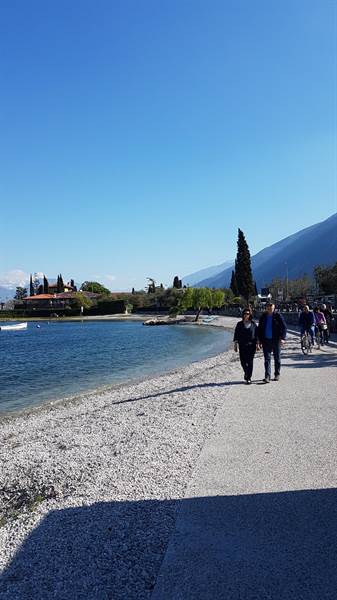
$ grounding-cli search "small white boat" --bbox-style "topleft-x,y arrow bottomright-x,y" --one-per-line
0,322 -> 28,331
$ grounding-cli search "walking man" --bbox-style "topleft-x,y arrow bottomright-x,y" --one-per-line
257,302 -> 287,383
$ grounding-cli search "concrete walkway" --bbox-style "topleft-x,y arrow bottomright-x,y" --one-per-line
152,334 -> 337,600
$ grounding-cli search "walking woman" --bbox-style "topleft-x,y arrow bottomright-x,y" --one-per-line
233,308 -> 258,384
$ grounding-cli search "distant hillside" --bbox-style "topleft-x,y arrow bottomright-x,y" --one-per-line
194,212 -> 337,289
182,260 -> 233,287
0,286 -> 16,302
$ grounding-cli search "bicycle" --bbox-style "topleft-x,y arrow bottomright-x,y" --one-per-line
315,326 -> 321,350
301,330 -> 313,355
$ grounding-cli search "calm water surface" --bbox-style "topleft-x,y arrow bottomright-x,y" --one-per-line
0,320 -> 231,413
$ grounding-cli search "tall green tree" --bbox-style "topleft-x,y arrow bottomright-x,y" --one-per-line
29,274 -> 34,296
230,270 -> 239,296
43,275 -> 49,294
57,274 -> 65,293
234,229 -> 254,302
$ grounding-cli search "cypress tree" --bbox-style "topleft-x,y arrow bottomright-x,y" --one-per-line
29,274 -> 34,296
57,274 -> 65,293
234,228 -> 254,302
173,276 -> 180,288
43,275 -> 49,294
230,270 -> 239,296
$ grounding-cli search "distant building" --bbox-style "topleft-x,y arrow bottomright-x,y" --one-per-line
19,290 -> 99,314
47,281 -> 76,294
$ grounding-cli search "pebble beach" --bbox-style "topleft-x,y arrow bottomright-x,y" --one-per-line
0,316 -> 239,599
2,315 -> 335,599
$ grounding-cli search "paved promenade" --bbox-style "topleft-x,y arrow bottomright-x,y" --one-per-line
152,334 -> 337,600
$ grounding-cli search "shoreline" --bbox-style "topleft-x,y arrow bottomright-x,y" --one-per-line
0,316 -> 239,599
0,315 -> 238,422
2,323 -> 334,599
0,321 -> 240,597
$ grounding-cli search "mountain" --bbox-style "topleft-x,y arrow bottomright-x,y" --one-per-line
0,286 -> 16,302
182,260 -> 233,287
193,212 -> 337,289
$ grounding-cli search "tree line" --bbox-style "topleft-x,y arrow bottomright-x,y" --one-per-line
10,236 -> 337,315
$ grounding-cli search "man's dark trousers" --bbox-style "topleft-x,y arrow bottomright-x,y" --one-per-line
262,340 -> 281,378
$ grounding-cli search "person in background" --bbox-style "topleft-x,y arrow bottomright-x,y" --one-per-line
320,304 -> 332,343
257,302 -> 287,383
313,306 -> 327,346
299,305 -> 315,346
233,308 -> 258,384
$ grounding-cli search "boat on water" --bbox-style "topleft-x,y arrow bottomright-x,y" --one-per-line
0,322 -> 28,331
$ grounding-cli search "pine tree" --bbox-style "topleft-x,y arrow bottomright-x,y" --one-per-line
234,229 -> 254,302
230,270 -> 239,296
29,274 -> 34,296
173,276 -> 180,288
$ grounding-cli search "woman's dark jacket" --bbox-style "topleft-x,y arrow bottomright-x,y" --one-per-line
257,312 -> 287,343
233,320 -> 258,347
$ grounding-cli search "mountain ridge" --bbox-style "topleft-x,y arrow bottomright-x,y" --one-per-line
189,213 -> 337,289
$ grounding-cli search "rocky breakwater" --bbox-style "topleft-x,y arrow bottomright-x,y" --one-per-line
143,316 -> 188,326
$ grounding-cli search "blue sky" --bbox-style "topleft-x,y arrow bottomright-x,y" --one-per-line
1,0 -> 336,292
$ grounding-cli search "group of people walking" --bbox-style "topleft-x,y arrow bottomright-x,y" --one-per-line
233,301 -> 333,384
233,302 -> 287,384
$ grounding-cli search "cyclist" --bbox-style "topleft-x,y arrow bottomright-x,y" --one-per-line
299,305 -> 315,346
313,306 -> 327,346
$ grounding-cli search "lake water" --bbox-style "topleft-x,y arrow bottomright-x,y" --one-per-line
0,320 -> 231,414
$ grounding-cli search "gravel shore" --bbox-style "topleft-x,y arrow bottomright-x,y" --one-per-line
0,317 -> 239,599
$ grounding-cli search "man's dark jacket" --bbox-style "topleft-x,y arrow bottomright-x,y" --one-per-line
298,310 -> 315,329
257,311 -> 287,343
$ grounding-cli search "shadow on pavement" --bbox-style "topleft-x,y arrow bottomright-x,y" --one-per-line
284,350 -> 337,369
1,488 -> 337,599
